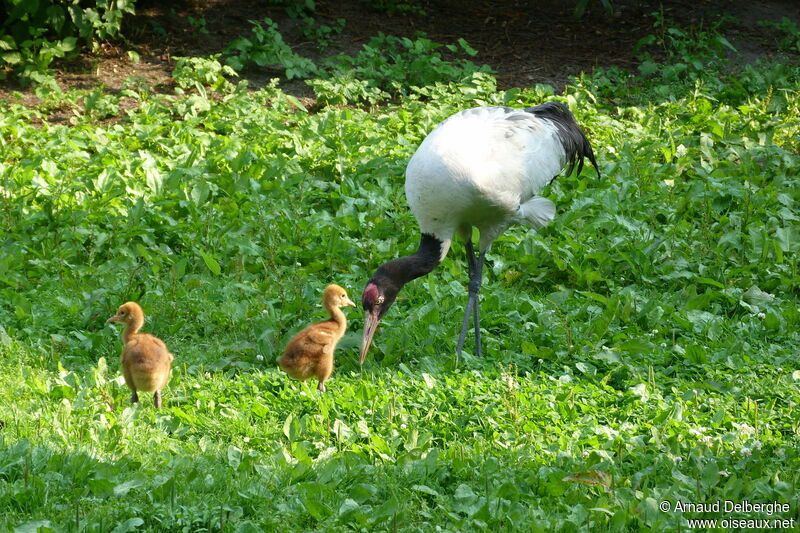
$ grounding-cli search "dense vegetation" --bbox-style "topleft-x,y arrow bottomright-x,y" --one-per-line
1,7 -> 799,532
0,0 -> 134,85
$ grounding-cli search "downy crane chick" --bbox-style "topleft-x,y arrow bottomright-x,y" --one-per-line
107,302 -> 173,408
279,284 -> 355,392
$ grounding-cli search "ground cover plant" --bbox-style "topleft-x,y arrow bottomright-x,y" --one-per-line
0,10 -> 799,532
0,0 -> 135,86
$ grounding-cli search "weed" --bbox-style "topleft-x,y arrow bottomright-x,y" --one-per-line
223,18 -> 317,80
760,17 -> 800,53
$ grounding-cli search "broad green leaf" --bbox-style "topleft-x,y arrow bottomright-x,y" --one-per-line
200,251 -> 221,275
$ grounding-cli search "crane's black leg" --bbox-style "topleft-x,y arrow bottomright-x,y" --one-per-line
472,250 -> 486,358
456,239 -> 482,361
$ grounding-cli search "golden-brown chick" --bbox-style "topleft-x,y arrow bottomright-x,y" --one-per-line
107,302 -> 173,408
279,284 -> 355,392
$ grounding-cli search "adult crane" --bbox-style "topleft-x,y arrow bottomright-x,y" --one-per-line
360,102 -> 599,363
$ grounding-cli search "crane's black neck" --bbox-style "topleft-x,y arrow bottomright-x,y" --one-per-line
377,233 -> 442,285
367,234 -> 443,317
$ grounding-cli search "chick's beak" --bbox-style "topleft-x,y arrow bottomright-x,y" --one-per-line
106,316 -> 119,324
343,297 -> 356,307
360,308 -> 380,365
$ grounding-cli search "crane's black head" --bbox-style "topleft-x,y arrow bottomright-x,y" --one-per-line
360,234 -> 443,365
360,268 -> 402,365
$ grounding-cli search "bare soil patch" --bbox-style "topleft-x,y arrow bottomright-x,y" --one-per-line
1,0 -> 797,103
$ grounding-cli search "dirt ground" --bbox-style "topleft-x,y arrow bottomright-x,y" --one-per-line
1,0 -> 799,102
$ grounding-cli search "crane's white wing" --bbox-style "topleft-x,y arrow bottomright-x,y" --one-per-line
405,106 -> 566,242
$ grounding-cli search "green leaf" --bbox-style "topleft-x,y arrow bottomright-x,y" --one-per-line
110,518 -> 144,533
638,60 -> 659,76
13,522 -> 56,533
301,487 -> 330,519
412,484 -> 440,497
338,498 -> 360,516
333,419 -> 352,443
716,35 -> 738,53
59,37 -> 77,52
191,182 -> 210,205
617,339 -> 654,355
113,478 -> 144,497
200,251 -> 221,275
1,51 -> 22,64
696,277 -> 724,289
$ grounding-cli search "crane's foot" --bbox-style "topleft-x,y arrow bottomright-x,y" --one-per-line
131,391 -> 139,404
317,382 -> 327,393
154,390 -> 162,408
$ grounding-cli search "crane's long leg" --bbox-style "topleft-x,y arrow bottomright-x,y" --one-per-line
472,250 -> 486,358
456,239 -> 485,361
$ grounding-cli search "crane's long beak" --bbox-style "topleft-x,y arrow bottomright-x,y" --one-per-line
360,309 -> 380,365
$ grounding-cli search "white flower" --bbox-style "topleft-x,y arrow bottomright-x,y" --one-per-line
740,447 -> 752,457
365,409 -> 373,415
256,354 -> 264,361
757,312 -> 766,319
751,440 -> 762,450
300,391 -> 307,397
261,309 -> 269,315
400,423 -> 407,429
538,359 -> 544,364
689,427 -> 708,437
660,343 -> 667,348
731,422 -> 755,436
505,375 -> 518,390
674,456 -> 683,464
582,449 -> 590,457
719,469 -> 729,477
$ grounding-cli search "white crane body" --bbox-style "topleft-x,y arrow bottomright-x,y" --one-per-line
360,102 -> 599,362
405,106 -> 565,253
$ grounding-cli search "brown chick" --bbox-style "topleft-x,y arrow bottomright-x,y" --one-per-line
107,302 -> 173,408
279,284 -> 355,392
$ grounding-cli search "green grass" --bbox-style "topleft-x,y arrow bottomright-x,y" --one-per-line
0,17 -> 799,532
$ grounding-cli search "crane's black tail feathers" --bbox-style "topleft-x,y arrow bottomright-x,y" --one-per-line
525,101 -> 600,180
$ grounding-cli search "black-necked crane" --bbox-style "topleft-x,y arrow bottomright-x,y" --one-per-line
107,302 -> 174,407
279,284 -> 356,392
360,102 -> 599,363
